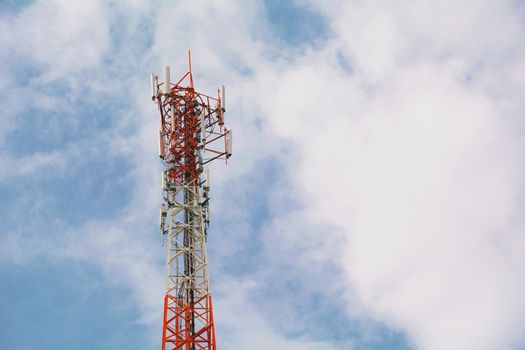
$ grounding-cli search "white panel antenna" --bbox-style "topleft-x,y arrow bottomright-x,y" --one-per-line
151,73 -> 157,101
200,110 -> 206,143
163,66 -> 171,94
220,84 -> 226,112
159,204 -> 167,229
225,130 -> 232,157
159,130 -> 165,159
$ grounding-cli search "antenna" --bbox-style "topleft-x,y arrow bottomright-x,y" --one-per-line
200,110 -> 206,143
220,84 -> 226,112
151,73 -> 157,101
226,129 -> 233,158
163,66 -> 170,94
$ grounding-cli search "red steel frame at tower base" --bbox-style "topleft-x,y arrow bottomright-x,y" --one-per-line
162,295 -> 217,350
153,52 -> 229,350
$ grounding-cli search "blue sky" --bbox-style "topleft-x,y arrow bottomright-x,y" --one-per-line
2,1 -> 525,350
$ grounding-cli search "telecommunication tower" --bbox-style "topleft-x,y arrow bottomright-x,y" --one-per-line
151,52 -> 232,350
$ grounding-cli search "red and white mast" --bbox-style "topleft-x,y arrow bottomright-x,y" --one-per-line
151,51 -> 231,350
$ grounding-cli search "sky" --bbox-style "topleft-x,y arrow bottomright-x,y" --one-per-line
1,0 -> 525,349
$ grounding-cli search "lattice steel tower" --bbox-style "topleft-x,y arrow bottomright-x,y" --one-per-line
151,52 -> 231,350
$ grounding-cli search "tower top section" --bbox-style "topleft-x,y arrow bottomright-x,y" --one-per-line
152,51 -> 232,186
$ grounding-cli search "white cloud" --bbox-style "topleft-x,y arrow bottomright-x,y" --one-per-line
9,0 -> 110,81
254,1 -> 525,349
214,277 -> 348,350
0,150 -> 66,181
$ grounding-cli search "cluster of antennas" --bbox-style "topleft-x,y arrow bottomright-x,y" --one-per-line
152,64 -> 232,239
150,66 -> 232,163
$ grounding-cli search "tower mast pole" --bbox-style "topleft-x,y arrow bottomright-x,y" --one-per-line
152,53 -> 232,350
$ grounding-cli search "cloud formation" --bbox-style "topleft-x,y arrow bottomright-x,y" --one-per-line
259,1 -> 525,349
